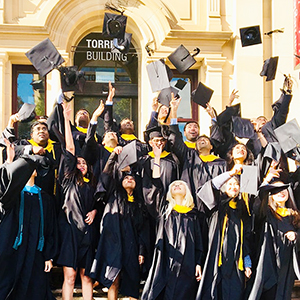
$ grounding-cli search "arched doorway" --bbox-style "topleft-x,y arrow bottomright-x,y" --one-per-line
73,32 -> 139,136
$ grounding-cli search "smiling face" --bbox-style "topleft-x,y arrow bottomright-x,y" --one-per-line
232,144 -> 248,162
196,136 -> 212,152
170,181 -> 187,200
225,177 -> 240,198
184,122 -> 199,142
77,157 -> 88,176
158,105 -> 169,122
122,175 -> 136,190
149,137 -> 167,150
271,182 -> 289,206
31,123 -> 49,147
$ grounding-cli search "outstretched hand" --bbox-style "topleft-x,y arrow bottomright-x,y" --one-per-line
228,89 -> 239,106
91,100 -> 105,122
4,138 -> 15,163
106,81 -> 115,103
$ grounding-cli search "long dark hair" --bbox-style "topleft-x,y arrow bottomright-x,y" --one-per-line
66,156 -> 95,187
226,143 -> 254,170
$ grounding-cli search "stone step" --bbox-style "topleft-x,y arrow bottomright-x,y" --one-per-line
50,267 -> 300,299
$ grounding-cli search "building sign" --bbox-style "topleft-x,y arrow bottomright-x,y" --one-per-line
85,38 -> 128,62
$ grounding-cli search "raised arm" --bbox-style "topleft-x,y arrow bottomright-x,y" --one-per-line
63,102 -> 75,156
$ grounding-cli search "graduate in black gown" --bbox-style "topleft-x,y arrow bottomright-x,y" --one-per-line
141,141 -> 203,300
246,164 -> 300,300
90,146 -> 150,300
196,164 -> 252,300
56,103 -> 97,300
0,140 -> 57,300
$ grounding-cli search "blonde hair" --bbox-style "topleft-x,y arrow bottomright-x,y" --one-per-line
165,180 -> 194,218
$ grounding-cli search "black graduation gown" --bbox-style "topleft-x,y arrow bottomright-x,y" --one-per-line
246,199 -> 300,300
142,177 -> 203,300
0,158 -> 57,300
56,150 -> 96,272
196,180 -> 251,300
168,124 -> 227,202
139,152 -> 180,197
1,126 -> 61,198
89,151 -> 150,298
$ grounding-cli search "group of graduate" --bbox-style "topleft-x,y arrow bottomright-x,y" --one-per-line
1,74 -> 300,300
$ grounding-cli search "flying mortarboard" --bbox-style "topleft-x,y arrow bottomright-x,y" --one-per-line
217,103 -> 241,126
30,80 -> 44,91
18,103 -> 36,123
175,79 -> 187,90
102,12 -> 127,39
239,26 -> 262,47
191,82 -> 214,108
232,116 -> 256,139
146,60 -> 170,92
111,33 -> 132,54
260,56 -> 279,81
240,165 -> 258,195
118,140 -> 137,170
157,86 -> 179,107
59,66 -> 86,93
259,181 -> 290,195
159,59 -> 173,82
25,38 -> 65,77
168,45 -> 200,73
274,119 -> 300,153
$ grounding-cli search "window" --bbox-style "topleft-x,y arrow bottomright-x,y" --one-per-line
12,65 -> 46,139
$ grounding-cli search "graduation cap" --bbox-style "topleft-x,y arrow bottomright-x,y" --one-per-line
157,86 -> 179,107
191,82 -> 214,108
168,45 -> 200,73
111,33 -> 132,54
232,116 -> 256,139
260,56 -> 279,81
118,140 -> 137,170
259,181 -> 290,195
59,66 -> 86,93
239,26 -> 262,47
146,60 -> 170,92
143,126 -> 163,143
159,59 -> 173,81
18,103 -> 36,123
102,12 -> 127,39
274,119 -> 300,154
240,165 -> 258,195
175,79 -> 187,90
217,103 -> 241,126
30,80 -> 44,91
25,38 -> 65,77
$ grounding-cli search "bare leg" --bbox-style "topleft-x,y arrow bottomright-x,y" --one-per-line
107,274 -> 120,300
79,268 -> 93,300
62,266 -> 77,300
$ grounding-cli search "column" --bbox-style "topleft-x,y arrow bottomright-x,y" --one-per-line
208,0 -> 222,31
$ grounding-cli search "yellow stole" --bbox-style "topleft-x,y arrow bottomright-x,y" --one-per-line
83,177 -> 90,183
200,154 -> 219,162
276,207 -> 291,217
104,146 -> 114,153
184,141 -> 196,149
76,126 -> 98,142
28,139 -> 57,194
148,150 -> 170,158
173,204 -> 192,213
127,194 -> 134,202
28,139 -> 55,157
121,134 -> 137,141
218,199 -> 244,271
